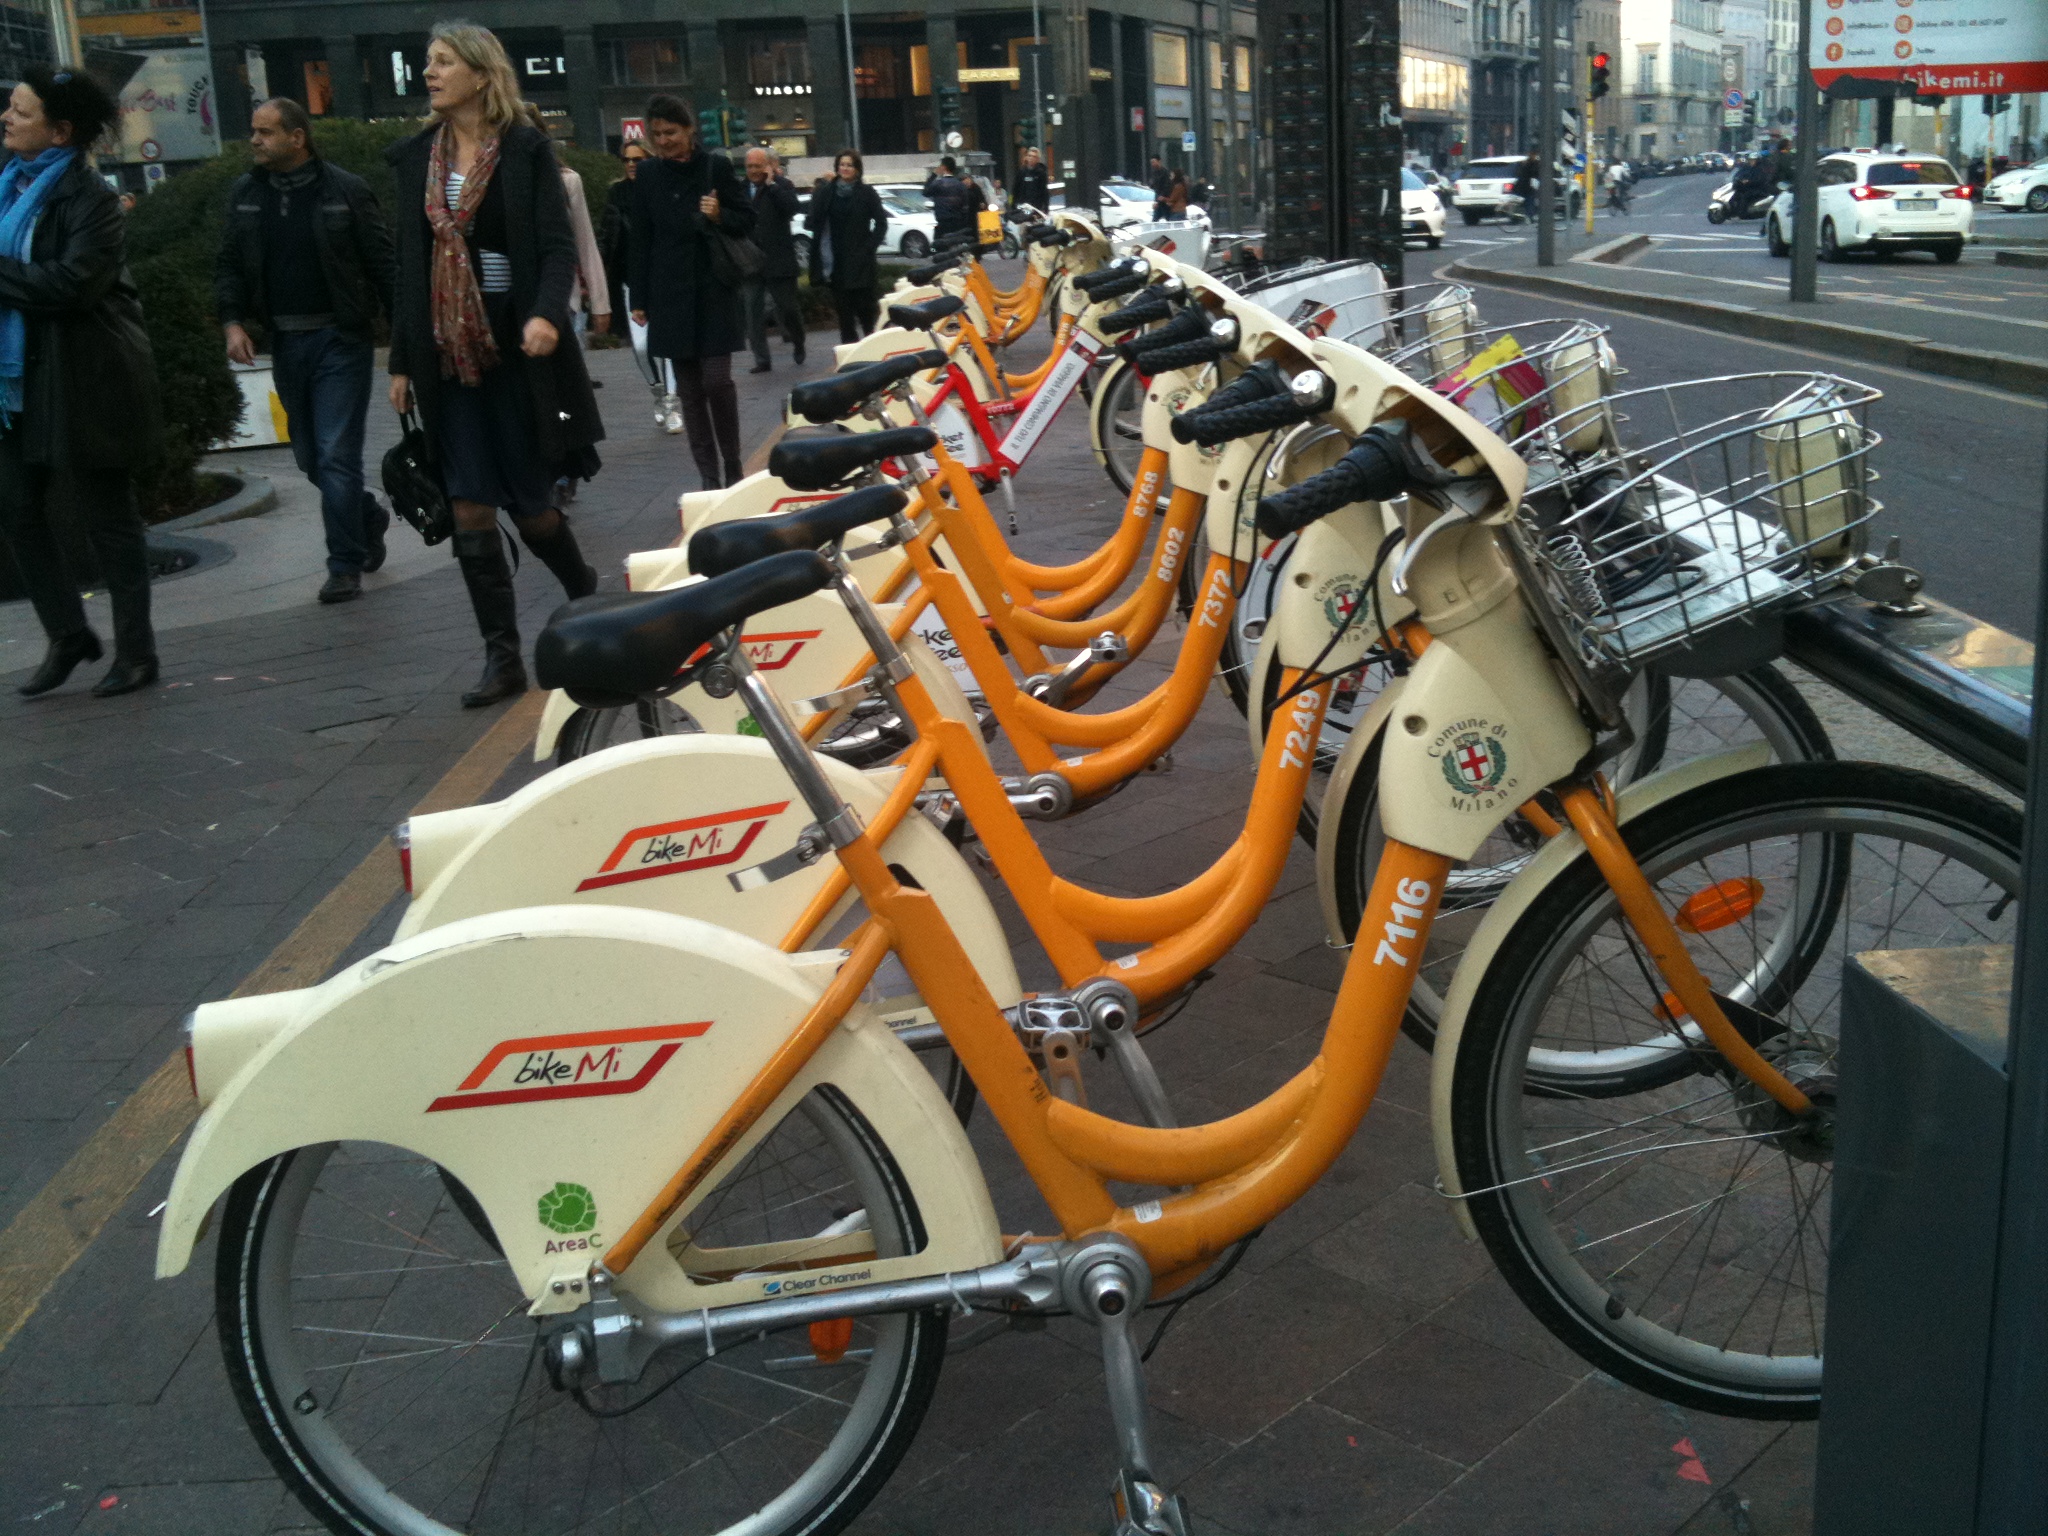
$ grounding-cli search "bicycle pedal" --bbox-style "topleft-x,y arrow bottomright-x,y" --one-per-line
1110,1472 -> 1189,1536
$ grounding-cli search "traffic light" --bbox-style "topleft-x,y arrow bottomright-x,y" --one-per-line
1588,49 -> 1611,101
1743,100 -> 1757,128
697,106 -> 724,148
725,101 -> 749,143
1983,94 -> 2012,115
936,84 -> 962,139
1018,116 -> 1039,149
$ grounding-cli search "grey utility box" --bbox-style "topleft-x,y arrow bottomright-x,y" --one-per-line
1815,946 -> 2012,1535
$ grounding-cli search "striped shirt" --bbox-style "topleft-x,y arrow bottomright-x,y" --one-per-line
446,170 -> 512,292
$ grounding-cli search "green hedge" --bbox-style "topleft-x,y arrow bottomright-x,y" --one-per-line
124,118 -> 624,518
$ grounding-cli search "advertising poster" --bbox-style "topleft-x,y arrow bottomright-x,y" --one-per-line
1811,0 -> 2048,95
77,0 -> 221,164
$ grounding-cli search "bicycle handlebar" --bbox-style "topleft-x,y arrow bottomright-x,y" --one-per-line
1072,259 -> 1143,295
1172,366 -> 1335,445
1127,315 -> 1239,375
1116,308 -> 1208,363
1254,421 -> 1434,538
1096,287 -> 1176,335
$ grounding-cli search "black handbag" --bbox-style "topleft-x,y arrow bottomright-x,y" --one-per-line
703,214 -> 765,288
381,409 -> 453,546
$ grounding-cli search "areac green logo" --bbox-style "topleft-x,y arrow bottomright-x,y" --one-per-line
537,1181 -> 597,1235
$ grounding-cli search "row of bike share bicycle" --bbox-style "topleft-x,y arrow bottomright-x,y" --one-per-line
160,211 -> 2015,1536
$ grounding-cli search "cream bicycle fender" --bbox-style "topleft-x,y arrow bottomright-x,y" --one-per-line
157,905 -> 1006,1316
412,732 -> 1018,1004
1311,683 -> 1405,943
1427,742 -> 1773,1239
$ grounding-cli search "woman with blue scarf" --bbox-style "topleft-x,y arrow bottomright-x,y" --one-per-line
0,67 -> 161,698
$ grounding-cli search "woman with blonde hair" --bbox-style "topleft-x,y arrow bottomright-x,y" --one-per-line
386,20 -> 605,708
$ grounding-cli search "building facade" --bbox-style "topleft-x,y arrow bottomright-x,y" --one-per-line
201,0 -> 1256,212
1618,0 -> 1723,160
1400,0 -> 1471,168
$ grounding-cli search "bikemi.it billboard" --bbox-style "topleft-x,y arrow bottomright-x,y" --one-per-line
76,0 -> 222,165
1812,1 -> 2047,96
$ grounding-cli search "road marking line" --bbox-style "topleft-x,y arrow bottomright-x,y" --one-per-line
0,690 -> 546,1355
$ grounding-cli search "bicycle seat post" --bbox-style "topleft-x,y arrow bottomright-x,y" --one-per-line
724,639 -> 866,855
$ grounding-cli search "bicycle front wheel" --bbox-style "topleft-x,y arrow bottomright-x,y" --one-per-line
1089,358 -> 1151,497
1449,762 -> 2020,1418
218,1089 -> 947,1535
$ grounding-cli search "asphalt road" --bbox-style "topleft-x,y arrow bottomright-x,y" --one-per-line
1437,235 -> 2048,637
1443,171 -> 2048,342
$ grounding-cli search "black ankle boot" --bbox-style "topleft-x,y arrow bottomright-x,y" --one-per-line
452,529 -> 528,708
18,628 -> 103,697
91,654 -> 159,698
519,512 -> 598,600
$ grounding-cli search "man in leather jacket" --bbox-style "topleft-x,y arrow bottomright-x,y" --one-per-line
215,98 -> 395,604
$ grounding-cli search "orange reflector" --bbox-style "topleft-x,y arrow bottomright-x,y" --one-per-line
809,1316 -> 855,1364
1652,991 -> 1685,1025
1674,877 -> 1764,935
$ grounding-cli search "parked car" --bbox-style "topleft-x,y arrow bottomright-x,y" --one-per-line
1984,157 -> 2048,214
1049,178 -> 1213,233
1762,151 -> 1972,262
1402,166 -> 1445,248
871,183 -> 940,259
1449,156 -> 1583,224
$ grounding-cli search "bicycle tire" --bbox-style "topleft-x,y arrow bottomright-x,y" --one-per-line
1448,762 -> 2020,1417
218,1089 -> 949,1536
554,696 -> 700,765
1327,665 -> 1834,1056
1089,356 -> 1151,498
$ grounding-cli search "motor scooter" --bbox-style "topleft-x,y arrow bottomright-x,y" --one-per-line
1707,180 -> 1775,223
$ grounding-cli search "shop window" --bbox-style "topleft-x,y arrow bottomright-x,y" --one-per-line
855,44 -> 898,100
1235,43 -> 1252,94
1151,31 -> 1188,88
303,59 -> 332,114
601,38 -> 684,88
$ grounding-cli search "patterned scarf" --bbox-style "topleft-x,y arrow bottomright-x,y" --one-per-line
424,123 -> 502,386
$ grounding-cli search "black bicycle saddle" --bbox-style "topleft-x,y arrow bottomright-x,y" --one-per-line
688,485 -> 910,578
535,551 -> 836,707
768,426 -> 938,491
787,349 -> 945,424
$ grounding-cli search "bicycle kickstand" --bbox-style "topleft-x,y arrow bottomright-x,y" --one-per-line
1063,1236 -> 1190,1536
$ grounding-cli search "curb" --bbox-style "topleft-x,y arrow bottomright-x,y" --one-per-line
154,472 -> 278,534
1993,249 -> 2048,271
1447,259 -> 2048,396
1572,232 -> 1650,265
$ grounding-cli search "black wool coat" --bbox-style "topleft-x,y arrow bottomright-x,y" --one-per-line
743,174 -> 804,282
385,122 -> 604,474
806,179 -> 889,293
627,149 -> 754,361
0,155 -> 160,471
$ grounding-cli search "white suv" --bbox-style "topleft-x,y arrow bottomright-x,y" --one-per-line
1764,152 -> 1972,263
1450,156 -> 1582,224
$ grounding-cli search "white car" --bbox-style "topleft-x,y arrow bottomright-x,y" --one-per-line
1449,155 -> 1582,224
1051,178 -> 1214,233
1763,152 -> 1972,262
1985,158 -> 2048,215
871,184 -> 940,260
1403,166 -> 1445,248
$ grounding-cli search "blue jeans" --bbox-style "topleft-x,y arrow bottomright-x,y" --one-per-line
271,328 -> 378,575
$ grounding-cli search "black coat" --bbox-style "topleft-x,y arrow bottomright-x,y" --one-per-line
0,155 -> 159,471
214,159 -> 395,344
806,179 -> 889,293
1010,163 -> 1050,213
628,150 -> 754,361
742,174 -> 803,282
386,122 -> 603,473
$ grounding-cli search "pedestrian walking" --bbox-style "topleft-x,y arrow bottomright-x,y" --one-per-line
741,146 -> 805,375
0,66 -> 162,698
1010,145 -> 1049,215
807,150 -> 889,344
598,140 -> 646,326
386,21 -> 604,709
628,92 -> 754,490
216,96 -> 395,606
1165,171 -> 1189,217
923,155 -> 971,243
1147,155 -> 1172,218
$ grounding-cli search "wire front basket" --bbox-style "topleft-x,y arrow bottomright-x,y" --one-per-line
1503,372 -> 1883,680
1392,318 -> 1619,447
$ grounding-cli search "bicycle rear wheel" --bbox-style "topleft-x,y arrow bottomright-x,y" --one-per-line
555,697 -> 699,765
218,1090 -> 947,1535
1449,763 -> 2020,1417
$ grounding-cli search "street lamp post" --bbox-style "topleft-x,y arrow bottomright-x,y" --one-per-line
1790,0 -> 1818,301
842,0 -> 861,153
1536,0 -> 1556,264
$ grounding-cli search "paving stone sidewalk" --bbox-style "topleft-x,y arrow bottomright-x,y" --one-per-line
0,297 -> 1814,1534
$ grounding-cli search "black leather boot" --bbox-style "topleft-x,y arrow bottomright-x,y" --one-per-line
452,529 -> 528,708
91,654 -> 160,697
18,628 -> 103,697
518,511 -> 598,600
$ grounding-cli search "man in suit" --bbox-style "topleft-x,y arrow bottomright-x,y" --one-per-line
740,146 -> 806,372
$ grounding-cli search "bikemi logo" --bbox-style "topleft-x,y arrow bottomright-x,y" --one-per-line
576,801 -> 792,892
427,1021 -> 713,1113
740,630 -> 822,671
1432,719 -> 1519,812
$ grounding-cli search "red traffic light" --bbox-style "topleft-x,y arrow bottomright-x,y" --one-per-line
1591,52 -> 1610,69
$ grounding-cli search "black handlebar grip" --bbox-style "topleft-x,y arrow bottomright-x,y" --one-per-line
1129,332 -> 1230,375
1172,388 -> 1327,447
1072,260 -> 1141,294
1081,271 -> 1146,302
1186,360 -> 1287,417
1034,228 -> 1073,247
1097,287 -> 1175,335
1254,426 -> 1415,539
1116,308 -> 1208,364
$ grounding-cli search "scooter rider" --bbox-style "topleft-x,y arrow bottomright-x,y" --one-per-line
1730,153 -> 1775,218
